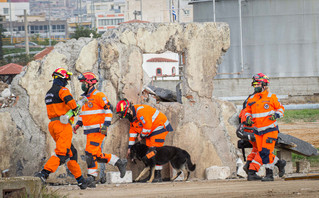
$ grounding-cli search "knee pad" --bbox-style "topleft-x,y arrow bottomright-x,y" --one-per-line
57,155 -> 69,165
85,151 -> 96,168
70,144 -> 78,162
260,148 -> 270,164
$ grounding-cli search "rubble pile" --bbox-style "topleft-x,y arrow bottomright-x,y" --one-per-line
0,81 -> 17,108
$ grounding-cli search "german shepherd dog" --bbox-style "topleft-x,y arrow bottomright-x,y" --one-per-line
130,142 -> 196,182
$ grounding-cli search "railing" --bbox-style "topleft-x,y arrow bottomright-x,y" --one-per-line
2,37 -> 69,44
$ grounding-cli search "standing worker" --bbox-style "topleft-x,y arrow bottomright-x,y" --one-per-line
35,68 -> 87,189
73,72 -> 127,188
245,73 -> 285,181
238,92 -> 286,178
116,99 -> 174,182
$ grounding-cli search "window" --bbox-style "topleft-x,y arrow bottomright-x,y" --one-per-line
3,8 -> 9,15
172,67 -> 176,75
156,68 -> 162,76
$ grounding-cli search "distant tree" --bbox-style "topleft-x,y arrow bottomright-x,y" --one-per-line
70,25 -> 101,39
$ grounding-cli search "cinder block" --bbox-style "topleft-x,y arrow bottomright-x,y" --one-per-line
277,150 -> 292,162
0,176 -> 42,198
257,166 -> 266,177
296,161 -> 310,173
106,171 -> 132,184
285,161 -> 294,174
205,166 -> 230,180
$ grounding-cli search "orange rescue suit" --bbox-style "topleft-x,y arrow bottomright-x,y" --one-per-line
128,104 -> 173,148
76,88 -> 115,177
44,83 -> 82,179
245,89 -> 284,171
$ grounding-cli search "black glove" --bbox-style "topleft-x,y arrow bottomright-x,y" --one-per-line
269,113 -> 280,121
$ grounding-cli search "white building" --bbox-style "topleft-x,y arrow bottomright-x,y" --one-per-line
86,0 -> 125,34
0,1 -> 30,21
143,51 -> 180,81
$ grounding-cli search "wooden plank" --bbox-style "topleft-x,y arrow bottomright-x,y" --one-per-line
284,174 -> 319,181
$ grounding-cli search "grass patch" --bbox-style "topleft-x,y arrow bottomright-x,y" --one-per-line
291,148 -> 319,167
41,187 -> 69,198
279,109 -> 319,123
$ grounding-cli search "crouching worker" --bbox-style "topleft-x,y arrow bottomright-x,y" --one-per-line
116,99 -> 174,182
35,68 -> 87,189
73,72 -> 127,188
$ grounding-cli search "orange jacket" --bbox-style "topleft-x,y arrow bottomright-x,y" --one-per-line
45,84 -> 77,121
128,104 -> 173,148
245,90 -> 284,135
77,88 -> 113,134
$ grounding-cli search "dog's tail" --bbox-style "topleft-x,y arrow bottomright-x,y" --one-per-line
183,150 -> 196,172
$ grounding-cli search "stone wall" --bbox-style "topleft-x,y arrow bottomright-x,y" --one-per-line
0,22 -> 238,180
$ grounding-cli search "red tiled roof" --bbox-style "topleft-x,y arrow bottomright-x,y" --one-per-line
34,46 -> 54,60
0,63 -> 23,75
119,19 -> 150,24
146,57 -> 178,62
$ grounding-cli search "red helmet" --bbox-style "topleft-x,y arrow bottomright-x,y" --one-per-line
52,67 -> 72,80
78,72 -> 98,85
252,73 -> 269,86
116,99 -> 131,118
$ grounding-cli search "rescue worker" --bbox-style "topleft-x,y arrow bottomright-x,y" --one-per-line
239,93 -> 286,178
73,72 -> 127,188
35,68 -> 87,189
245,73 -> 285,181
116,99 -> 174,182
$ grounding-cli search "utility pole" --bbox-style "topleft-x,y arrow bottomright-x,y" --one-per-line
48,0 -> 52,46
9,0 -> 13,44
80,0 -> 82,25
24,10 -> 29,55
140,0 -> 143,20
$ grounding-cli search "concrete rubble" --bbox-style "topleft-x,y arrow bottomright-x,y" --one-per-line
0,22 -> 242,185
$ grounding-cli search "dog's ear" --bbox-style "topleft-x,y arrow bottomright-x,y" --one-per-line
135,142 -> 141,145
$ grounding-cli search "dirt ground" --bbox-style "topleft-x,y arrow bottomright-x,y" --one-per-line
50,121 -> 319,198
279,121 -> 319,148
52,179 -> 319,198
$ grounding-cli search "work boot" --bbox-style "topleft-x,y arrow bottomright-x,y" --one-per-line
152,170 -> 163,183
76,176 -> 88,190
86,175 -> 97,188
115,159 -> 127,178
34,169 -> 50,184
275,159 -> 286,177
247,170 -> 262,181
243,160 -> 251,174
262,168 -> 274,182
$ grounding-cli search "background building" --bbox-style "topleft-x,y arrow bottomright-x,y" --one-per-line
125,0 -> 193,23
143,51 -> 180,81
190,0 -> 319,79
0,0 -> 30,21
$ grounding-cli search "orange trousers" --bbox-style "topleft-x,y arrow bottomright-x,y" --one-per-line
44,120 -> 82,179
249,130 -> 278,172
85,133 -> 113,176
146,131 -> 169,147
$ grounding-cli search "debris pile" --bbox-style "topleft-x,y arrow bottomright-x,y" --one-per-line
0,81 -> 17,108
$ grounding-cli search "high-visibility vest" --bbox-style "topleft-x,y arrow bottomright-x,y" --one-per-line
128,104 -> 173,148
245,90 -> 284,135
79,88 -> 112,134
45,84 -> 77,121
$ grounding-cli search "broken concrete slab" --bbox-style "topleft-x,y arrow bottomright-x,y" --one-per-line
0,176 -> 42,198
